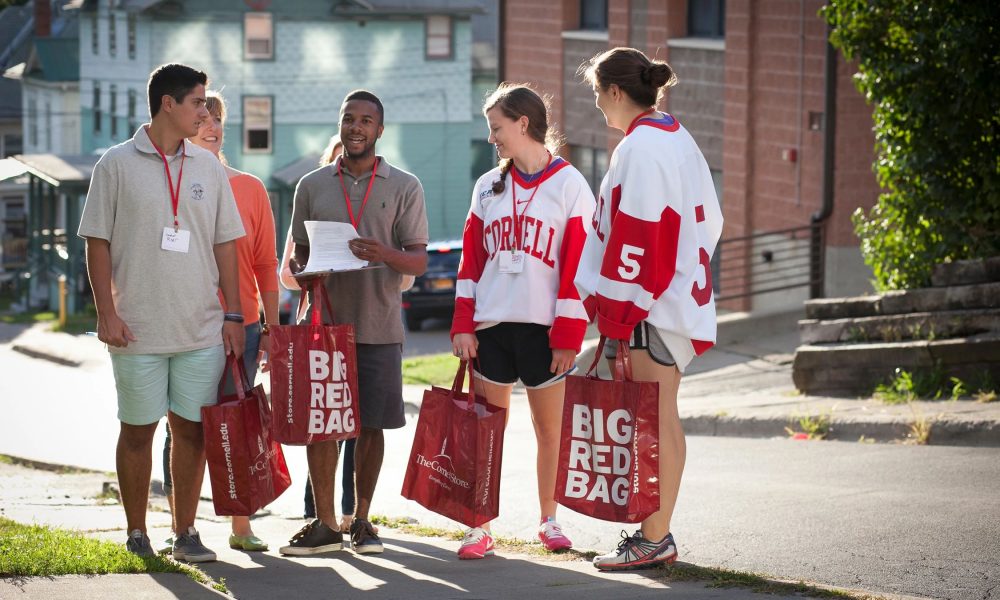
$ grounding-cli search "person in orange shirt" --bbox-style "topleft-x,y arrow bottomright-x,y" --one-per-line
161,90 -> 279,553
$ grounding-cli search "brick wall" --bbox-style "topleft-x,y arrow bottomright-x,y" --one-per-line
668,46 -> 725,170
563,38 -> 609,149
504,1 -> 567,120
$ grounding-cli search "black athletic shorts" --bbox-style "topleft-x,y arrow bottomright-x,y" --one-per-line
474,322 -> 573,389
604,322 -> 677,367
356,343 -> 405,429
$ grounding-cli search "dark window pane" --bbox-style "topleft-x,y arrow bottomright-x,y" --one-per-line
580,0 -> 607,30
247,129 -> 269,149
688,0 -> 725,38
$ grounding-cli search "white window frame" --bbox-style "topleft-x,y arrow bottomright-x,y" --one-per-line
127,13 -> 137,59
243,96 -> 272,154
109,12 -> 117,57
425,15 -> 452,60
244,12 -> 273,60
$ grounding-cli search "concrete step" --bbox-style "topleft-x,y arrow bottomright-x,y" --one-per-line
932,256 -> 1000,287
805,281 -> 1000,320
798,308 -> 1000,344
792,333 -> 1000,396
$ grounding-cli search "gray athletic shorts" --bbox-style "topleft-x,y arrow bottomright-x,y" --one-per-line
604,322 -> 676,367
356,343 -> 406,430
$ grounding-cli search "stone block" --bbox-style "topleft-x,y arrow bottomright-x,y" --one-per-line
798,308 -> 1000,344
792,335 -> 1000,395
931,257 -> 1000,287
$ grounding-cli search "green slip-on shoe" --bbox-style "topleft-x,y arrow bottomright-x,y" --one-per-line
229,533 -> 269,552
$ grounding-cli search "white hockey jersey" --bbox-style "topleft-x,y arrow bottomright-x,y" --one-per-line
451,157 -> 596,352
575,111 -> 723,371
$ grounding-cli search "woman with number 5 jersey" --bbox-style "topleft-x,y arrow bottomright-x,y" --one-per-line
575,47 -> 723,571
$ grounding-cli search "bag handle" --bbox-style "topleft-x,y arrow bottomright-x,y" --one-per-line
450,359 -> 486,411
297,277 -> 337,325
219,352 -> 254,401
586,335 -> 633,382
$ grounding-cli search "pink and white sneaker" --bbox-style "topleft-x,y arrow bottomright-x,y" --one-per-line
538,517 -> 572,552
457,527 -> 495,560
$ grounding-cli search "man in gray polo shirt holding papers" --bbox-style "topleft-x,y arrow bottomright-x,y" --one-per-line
282,89 -> 428,556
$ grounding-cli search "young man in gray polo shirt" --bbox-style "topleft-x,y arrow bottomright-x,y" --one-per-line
281,90 -> 428,556
78,64 -> 245,561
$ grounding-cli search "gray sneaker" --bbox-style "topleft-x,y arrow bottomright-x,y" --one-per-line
172,527 -> 217,563
125,529 -> 155,558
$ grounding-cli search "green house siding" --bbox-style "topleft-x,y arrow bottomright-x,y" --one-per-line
259,121 -> 471,246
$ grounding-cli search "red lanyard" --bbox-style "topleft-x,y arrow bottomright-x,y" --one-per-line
337,157 -> 380,229
146,128 -> 186,232
510,152 -> 552,251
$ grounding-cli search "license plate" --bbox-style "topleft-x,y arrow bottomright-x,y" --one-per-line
430,278 -> 454,291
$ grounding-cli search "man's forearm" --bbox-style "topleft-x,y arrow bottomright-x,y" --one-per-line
214,240 -> 242,314
383,245 -> 428,276
85,238 -> 116,316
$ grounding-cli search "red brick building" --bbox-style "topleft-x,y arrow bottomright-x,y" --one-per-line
500,0 -> 881,311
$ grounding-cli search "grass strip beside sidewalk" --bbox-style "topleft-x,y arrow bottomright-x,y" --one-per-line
0,518 -> 225,592
402,352 -> 461,386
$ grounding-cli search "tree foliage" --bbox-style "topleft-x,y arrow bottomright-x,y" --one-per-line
823,1 -> 1000,290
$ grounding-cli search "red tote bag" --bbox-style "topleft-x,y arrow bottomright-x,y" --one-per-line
555,337 -> 660,523
401,361 -> 506,529
203,355 -> 292,516
269,278 -> 360,445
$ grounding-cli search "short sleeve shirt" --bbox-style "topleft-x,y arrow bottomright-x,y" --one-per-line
78,125 -> 246,354
290,156 -> 429,344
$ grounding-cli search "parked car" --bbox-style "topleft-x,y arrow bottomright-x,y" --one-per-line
402,240 -> 463,331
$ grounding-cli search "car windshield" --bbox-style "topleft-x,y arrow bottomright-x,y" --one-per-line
427,250 -> 461,271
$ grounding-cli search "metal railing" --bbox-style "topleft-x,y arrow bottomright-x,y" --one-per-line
714,222 -> 824,301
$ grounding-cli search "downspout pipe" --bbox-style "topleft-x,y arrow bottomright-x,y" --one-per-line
814,24 -> 837,224
810,25 -> 837,297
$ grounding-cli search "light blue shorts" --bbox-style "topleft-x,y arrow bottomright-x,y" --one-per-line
111,345 -> 226,425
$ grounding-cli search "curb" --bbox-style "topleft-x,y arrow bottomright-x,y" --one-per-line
682,413 -> 1000,447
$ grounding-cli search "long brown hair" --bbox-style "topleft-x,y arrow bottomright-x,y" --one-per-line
204,90 -> 228,166
482,83 -> 563,193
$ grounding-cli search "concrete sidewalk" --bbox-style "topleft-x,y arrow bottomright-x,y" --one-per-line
0,461 -> 911,600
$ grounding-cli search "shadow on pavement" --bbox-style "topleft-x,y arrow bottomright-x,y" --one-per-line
199,536 -> 673,600
0,322 -> 30,345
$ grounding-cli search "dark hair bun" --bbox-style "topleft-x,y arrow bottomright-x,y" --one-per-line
647,63 -> 674,89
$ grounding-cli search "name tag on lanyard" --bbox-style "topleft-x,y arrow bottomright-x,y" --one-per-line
498,250 -> 524,274
161,227 -> 191,253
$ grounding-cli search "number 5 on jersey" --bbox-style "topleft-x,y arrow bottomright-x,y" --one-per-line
618,245 -> 645,281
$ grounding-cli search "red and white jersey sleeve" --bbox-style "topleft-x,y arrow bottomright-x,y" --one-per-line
575,114 -> 723,371
451,159 -> 595,352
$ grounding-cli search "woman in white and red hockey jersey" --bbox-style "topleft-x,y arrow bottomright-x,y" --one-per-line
576,48 -> 723,571
450,83 -> 595,560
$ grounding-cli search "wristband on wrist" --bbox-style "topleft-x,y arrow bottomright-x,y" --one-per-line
224,313 -> 245,323
260,322 -> 270,335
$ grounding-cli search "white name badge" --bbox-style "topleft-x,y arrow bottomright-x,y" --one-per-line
161,227 -> 191,253
498,250 -> 524,274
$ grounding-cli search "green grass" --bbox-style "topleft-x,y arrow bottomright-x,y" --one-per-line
0,307 -> 95,335
0,310 -> 57,325
785,412 -> 831,440
0,518 -> 227,592
402,352 -> 462,386
0,517 -> 179,577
